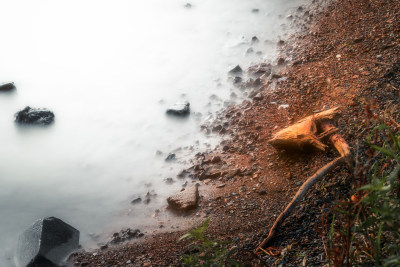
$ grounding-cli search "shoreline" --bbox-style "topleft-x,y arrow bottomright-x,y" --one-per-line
70,0 -> 400,265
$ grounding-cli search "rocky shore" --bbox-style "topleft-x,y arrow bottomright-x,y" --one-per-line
69,0 -> 400,265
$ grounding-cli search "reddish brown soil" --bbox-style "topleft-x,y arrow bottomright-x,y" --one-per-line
69,0 -> 400,266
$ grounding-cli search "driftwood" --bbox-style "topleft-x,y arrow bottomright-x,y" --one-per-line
268,107 -> 340,151
256,107 -> 351,254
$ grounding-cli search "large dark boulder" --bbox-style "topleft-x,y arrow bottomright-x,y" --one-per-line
15,217 -> 80,267
0,82 -> 16,91
166,102 -> 190,116
15,106 -> 55,125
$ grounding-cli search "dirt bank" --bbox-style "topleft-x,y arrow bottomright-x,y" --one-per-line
69,0 -> 400,265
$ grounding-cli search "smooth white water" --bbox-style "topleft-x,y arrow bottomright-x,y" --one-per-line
0,0 -> 306,265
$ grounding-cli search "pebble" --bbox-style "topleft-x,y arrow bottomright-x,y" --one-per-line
246,47 -> 254,54
251,36 -> 259,43
165,153 -> 176,161
165,177 -> 174,184
131,197 -> 142,204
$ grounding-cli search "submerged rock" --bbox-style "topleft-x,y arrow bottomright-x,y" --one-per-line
0,82 -> 16,91
165,153 -> 176,161
248,63 -> 272,77
234,76 -> 242,84
131,197 -> 142,204
167,184 -> 199,212
228,65 -> 243,75
251,36 -> 259,43
15,106 -> 55,125
15,217 -> 80,267
165,177 -> 175,184
246,47 -> 254,54
166,102 -> 190,116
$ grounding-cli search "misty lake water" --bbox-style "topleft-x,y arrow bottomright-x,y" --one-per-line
0,0 -> 305,265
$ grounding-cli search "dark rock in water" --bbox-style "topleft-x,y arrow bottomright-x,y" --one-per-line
166,102 -> 190,116
165,177 -> 175,184
234,76 -> 242,84
251,8 -> 260,13
248,63 -> 272,77
251,36 -> 259,43
165,153 -> 176,161
15,106 -> 55,125
228,65 -> 243,75
15,217 -> 80,267
25,255 -> 58,267
184,3 -> 192,8
246,47 -> 254,54
131,197 -> 142,204
0,82 -> 16,91
142,191 -> 156,205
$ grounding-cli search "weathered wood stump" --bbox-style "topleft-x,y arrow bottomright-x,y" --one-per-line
256,107 -> 351,254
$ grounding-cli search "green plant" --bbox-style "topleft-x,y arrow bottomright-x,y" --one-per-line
327,124 -> 400,266
179,219 -> 243,267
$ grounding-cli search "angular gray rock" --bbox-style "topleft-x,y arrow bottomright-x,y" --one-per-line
167,184 -> 199,212
166,102 -> 190,116
15,217 -> 80,267
228,65 -> 243,75
0,82 -> 16,91
15,106 -> 55,125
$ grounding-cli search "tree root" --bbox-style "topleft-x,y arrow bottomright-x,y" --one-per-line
255,156 -> 346,253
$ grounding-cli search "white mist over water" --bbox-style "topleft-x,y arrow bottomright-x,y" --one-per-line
0,0 -> 306,265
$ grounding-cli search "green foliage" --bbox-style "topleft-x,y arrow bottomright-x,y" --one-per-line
327,124 -> 400,266
179,219 -> 243,267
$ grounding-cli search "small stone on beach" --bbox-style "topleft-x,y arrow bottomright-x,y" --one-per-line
0,82 -> 16,91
